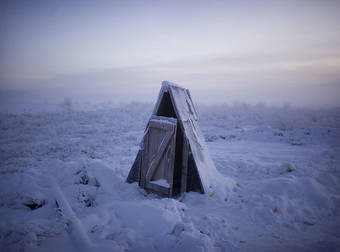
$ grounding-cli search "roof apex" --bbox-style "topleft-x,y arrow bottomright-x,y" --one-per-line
162,80 -> 185,91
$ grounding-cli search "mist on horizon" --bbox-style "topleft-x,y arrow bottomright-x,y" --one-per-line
1,0 -> 340,108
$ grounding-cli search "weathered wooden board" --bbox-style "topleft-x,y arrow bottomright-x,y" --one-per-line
126,149 -> 142,183
141,116 -> 177,197
180,136 -> 189,194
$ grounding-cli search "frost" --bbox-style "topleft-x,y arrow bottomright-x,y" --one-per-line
0,101 -> 339,251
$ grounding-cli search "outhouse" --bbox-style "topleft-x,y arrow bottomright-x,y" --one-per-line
127,81 -> 220,197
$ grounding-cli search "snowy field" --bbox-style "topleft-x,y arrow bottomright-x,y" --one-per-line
0,101 -> 340,251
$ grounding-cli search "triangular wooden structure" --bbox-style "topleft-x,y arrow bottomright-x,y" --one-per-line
127,81 -> 220,197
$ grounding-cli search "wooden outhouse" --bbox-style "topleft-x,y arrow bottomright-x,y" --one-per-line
127,81 -> 220,197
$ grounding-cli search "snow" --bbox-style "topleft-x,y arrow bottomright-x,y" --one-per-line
150,179 -> 170,188
148,115 -> 177,128
0,101 -> 340,251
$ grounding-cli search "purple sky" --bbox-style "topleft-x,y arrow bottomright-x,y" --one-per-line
1,0 -> 340,106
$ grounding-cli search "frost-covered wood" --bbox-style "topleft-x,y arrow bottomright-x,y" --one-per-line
180,137 -> 189,194
141,116 -> 177,197
127,81 -> 229,197
126,150 -> 142,183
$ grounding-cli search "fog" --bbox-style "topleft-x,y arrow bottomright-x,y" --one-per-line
1,0 -> 340,108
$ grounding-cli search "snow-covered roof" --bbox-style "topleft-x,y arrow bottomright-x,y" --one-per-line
152,81 -> 232,196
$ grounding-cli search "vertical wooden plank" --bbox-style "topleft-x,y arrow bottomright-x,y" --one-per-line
180,137 -> 188,194
168,126 -> 177,197
140,131 -> 149,188
126,149 -> 142,183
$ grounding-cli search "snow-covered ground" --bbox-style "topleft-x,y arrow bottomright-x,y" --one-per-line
0,102 -> 340,251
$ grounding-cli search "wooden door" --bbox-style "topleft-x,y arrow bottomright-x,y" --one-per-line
140,115 -> 177,197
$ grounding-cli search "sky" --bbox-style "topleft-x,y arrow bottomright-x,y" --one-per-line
1,0 -> 340,107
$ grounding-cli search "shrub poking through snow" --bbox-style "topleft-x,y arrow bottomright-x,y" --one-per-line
280,163 -> 296,174
24,199 -> 46,210
273,206 -> 278,213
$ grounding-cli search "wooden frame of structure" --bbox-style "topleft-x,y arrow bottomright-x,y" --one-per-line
127,81 -> 219,197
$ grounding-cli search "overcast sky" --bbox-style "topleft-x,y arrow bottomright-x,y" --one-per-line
1,0 -> 340,106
